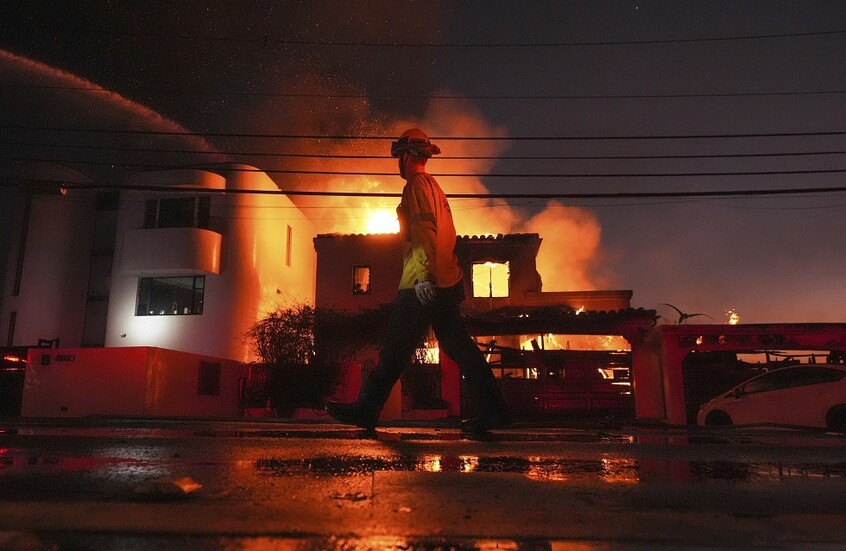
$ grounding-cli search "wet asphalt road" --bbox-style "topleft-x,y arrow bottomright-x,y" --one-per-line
1,417 -> 846,550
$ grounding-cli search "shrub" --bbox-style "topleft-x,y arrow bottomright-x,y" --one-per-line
246,303 -> 394,416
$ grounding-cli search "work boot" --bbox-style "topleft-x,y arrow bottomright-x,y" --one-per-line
325,401 -> 377,430
460,412 -> 510,434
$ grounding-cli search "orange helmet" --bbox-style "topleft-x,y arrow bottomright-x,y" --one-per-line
390,128 -> 441,158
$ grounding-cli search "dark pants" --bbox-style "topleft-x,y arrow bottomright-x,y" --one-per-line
355,281 -> 507,423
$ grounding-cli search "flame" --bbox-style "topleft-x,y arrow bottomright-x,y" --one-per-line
243,85 -> 606,292
519,333 -> 630,351
726,309 -> 741,325
365,208 -> 399,234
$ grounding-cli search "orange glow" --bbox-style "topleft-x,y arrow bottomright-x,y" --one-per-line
365,208 -> 399,234
421,454 -> 442,472
459,455 -> 479,473
280,97 -> 604,292
726,309 -> 741,325
525,456 -> 569,482
600,457 -> 640,484
520,334 -> 630,351
2,354 -> 25,363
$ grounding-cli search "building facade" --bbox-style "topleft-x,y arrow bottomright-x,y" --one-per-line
2,164 -> 316,363
313,232 -> 650,421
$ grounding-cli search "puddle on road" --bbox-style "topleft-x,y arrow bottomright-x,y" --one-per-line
4,446 -> 845,485
16,534 -> 642,551
254,453 -> 846,483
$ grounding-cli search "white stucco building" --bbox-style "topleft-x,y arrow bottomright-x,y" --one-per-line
1,163 -> 315,363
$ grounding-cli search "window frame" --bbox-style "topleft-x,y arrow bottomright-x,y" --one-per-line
471,261 -> 510,298
135,275 -> 205,316
143,196 -> 211,230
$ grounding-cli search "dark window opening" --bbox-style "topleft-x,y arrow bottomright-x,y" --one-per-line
198,362 -> 221,396
353,266 -> 371,295
158,197 -> 195,228
136,276 -> 205,316
144,196 -> 210,229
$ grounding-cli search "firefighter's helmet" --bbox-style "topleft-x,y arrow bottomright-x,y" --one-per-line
390,128 -> 441,158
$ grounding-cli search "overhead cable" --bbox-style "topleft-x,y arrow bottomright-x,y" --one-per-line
7,125 -> 846,141
5,181 -> 846,200
5,83 -> 846,100
37,27 -> 846,47
4,156 -> 846,178
4,140 -> 846,160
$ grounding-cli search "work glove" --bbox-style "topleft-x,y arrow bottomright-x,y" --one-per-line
414,281 -> 437,305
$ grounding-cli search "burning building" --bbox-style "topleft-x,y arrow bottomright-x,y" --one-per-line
314,232 -> 657,422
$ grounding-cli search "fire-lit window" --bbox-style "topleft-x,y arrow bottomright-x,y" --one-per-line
144,196 -> 210,229
136,276 -> 205,316
285,225 -> 293,267
472,262 -> 509,298
353,265 -> 371,295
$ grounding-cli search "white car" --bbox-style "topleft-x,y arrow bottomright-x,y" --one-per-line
697,364 -> 846,430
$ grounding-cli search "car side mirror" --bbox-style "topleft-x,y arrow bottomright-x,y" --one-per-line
732,387 -> 744,398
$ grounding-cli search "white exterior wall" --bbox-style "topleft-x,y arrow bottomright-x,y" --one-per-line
104,165 -> 315,362
0,165 -> 96,347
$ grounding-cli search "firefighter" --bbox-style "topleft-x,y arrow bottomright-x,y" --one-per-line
325,128 -> 509,434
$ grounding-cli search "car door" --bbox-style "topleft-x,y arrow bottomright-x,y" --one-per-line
727,367 -> 845,427
777,367 -> 846,426
723,369 -> 797,424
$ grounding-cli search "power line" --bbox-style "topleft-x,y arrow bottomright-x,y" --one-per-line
5,140 -> 846,161
5,156 -> 846,178
274,29 -> 846,47
7,125 -> 846,141
6,83 -> 846,100
37,27 -> 846,47
6,180 -> 846,200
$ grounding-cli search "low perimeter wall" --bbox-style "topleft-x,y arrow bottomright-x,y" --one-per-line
22,347 -> 249,418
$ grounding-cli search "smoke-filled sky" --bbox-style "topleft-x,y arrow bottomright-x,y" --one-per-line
2,1 -> 846,323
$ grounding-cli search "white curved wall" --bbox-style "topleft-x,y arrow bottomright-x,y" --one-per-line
105,166 -> 315,362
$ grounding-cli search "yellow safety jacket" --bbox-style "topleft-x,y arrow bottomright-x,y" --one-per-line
396,172 -> 463,290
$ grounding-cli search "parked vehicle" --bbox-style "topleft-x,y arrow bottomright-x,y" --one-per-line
697,364 -> 846,430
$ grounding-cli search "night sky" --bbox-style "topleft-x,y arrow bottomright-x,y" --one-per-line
2,1 -> 846,323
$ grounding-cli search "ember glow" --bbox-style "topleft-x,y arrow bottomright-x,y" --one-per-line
519,334 -> 630,351
726,309 -> 741,325
365,209 -> 399,234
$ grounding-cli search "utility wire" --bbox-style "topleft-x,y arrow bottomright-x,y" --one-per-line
6,181 -> 846,200
5,156 -> 846,178
35,27 -> 846,47
5,83 -> 846,100
5,140 -> 846,161
7,125 -> 846,140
